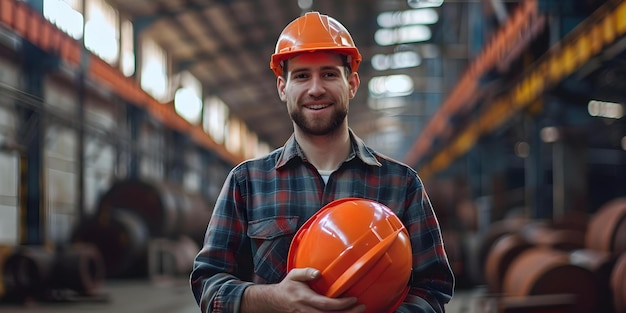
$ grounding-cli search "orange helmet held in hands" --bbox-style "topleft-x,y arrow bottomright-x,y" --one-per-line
287,198 -> 412,313
270,11 -> 363,77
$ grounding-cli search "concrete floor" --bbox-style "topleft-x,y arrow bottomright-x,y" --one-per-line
0,278 -> 198,313
0,279 -> 485,313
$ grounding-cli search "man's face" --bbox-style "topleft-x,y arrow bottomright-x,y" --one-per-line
277,52 -> 360,136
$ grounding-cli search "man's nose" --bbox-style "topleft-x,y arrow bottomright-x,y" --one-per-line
308,76 -> 325,97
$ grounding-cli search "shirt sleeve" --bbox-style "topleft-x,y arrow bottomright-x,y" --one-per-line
396,173 -> 455,313
190,167 -> 253,313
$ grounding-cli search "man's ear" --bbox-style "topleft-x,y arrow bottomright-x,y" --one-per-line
348,72 -> 360,99
277,76 -> 287,101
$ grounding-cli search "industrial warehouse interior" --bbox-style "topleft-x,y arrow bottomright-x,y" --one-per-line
1,0 -> 626,312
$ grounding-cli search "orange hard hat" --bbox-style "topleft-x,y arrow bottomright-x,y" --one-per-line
287,198 -> 412,313
270,11 -> 363,77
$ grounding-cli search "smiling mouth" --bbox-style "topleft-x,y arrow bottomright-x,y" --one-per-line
306,104 -> 331,110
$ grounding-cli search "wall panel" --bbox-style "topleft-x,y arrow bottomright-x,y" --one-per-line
44,125 -> 77,243
0,56 -> 20,244
0,152 -> 19,244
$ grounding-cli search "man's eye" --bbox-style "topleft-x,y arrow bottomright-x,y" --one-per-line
293,73 -> 308,79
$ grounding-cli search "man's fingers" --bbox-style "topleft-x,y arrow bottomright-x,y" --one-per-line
287,267 -> 320,282
276,268 -> 367,312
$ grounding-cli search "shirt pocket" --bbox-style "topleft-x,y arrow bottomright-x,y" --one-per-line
247,216 -> 299,283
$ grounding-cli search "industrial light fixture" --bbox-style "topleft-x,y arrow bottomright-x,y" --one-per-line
540,126 -> 559,143
375,25 -> 432,46
407,0 -> 443,9
514,141 -> 530,158
587,99 -> 624,119
371,51 -> 421,71
297,0 -> 312,10
368,74 -> 414,98
370,2 -> 442,99
377,8 -> 439,28
368,97 -> 409,111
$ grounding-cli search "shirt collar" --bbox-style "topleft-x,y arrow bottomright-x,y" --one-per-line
275,129 -> 382,169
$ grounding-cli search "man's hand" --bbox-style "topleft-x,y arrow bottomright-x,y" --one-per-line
241,268 -> 366,313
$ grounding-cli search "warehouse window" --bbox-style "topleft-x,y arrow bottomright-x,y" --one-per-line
203,97 -> 271,157
43,0 -> 84,40
225,117 -> 242,155
140,39 -> 168,101
203,96 -> 229,145
84,0 -> 119,64
224,117 -> 263,158
120,19 -> 135,77
174,72 -> 203,125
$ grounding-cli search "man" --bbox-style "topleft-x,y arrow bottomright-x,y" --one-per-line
190,11 -> 454,313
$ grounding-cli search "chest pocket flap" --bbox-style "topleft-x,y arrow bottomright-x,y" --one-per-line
247,216 -> 299,240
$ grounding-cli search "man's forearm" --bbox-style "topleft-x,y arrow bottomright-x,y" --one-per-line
240,284 -> 276,313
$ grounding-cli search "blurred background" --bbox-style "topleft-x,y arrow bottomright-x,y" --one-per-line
0,0 -> 625,312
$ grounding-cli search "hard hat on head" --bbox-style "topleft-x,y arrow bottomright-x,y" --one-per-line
270,11 -> 363,77
287,198 -> 412,313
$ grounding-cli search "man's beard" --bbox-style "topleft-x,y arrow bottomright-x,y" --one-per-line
290,106 -> 347,136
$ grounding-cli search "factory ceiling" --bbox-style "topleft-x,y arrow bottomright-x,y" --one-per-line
100,0 -> 623,171
103,0 -> 481,161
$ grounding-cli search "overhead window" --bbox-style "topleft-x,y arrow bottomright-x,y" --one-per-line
203,96 -> 229,145
225,117 -> 242,155
84,0 -> 120,64
43,0 -> 84,40
140,39 -> 168,101
174,72 -> 203,125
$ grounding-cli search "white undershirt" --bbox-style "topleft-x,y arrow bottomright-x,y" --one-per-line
318,169 -> 333,184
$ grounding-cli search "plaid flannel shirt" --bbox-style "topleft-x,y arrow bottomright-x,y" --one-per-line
191,129 -> 454,313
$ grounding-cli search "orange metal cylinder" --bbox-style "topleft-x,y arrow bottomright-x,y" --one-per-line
521,222 -> 585,251
585,197 -> 626,253
477,217 -> 529,276
72,209 -> 150,278
611,253 -> 626,313
96,179 -> 213,242
569,249 -> 618,313
2,246 -> 55,300
503,248 -> 599,313
50,244 -> 105,296
484,233 -> 532,293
